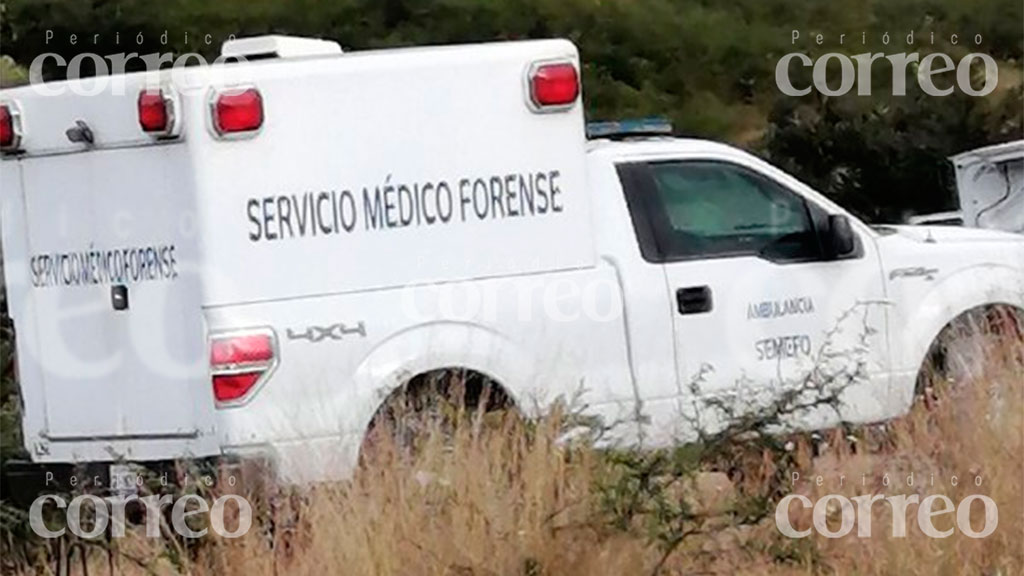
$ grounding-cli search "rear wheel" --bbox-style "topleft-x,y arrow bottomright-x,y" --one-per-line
359,368 -> 517,470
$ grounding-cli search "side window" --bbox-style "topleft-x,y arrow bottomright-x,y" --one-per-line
624,160 -> 824,262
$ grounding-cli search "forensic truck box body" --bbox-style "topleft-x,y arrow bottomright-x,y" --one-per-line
1,36 -> 1022,483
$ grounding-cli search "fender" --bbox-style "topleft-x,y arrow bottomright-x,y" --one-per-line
896,264 -> 1024,383
343,320 -> 537,440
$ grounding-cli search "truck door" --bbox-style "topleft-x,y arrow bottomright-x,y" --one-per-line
618,157 -> 890,432
8,145 -> 219,455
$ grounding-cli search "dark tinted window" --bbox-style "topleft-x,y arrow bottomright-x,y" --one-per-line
641,161 -> 823,262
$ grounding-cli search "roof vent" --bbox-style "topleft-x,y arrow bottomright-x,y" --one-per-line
221,35 -> 343,60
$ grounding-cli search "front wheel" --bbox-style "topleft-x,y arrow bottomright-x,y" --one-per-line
916,305 -> 1023,404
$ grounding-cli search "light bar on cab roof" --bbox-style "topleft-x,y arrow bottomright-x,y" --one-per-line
586,117 -> 673,140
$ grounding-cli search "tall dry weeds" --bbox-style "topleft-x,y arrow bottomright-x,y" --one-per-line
6,333 -> 1023,576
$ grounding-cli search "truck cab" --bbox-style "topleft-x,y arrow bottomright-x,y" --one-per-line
584,131 -> 1023,445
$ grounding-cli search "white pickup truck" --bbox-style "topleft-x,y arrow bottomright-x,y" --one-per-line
2,36 -> 1022,483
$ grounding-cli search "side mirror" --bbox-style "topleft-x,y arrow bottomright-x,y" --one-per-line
825,214 -> 856,258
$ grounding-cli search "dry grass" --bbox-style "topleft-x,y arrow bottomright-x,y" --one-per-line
9,334 -> 1024,576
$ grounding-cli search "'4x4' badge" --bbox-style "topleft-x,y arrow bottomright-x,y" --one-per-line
286,322 -> 367,343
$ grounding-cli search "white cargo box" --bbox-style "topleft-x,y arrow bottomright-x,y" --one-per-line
950,140 -> 1024,234
0,38 -> 593,462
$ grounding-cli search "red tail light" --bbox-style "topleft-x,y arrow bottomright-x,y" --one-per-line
212,88 -> 264,136
138,89 -> 170,134
1,103 -> 22,151
210,330 -> 277,405
212,373 -> 264,404
528,62 -> 580,110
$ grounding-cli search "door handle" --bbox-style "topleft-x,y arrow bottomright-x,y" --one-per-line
677,286 -> 713,315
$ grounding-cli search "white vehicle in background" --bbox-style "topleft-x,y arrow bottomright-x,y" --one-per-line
1,36 -> 1022,486
908,140 -> 1024,234
905,210 -> 963,227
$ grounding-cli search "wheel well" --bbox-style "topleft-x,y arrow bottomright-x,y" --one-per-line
916,303 -> 1023,392
363,367 -> 517,439
395,367 -> 514,411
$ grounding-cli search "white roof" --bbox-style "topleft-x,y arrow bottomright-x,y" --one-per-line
221,35 -> 343,60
